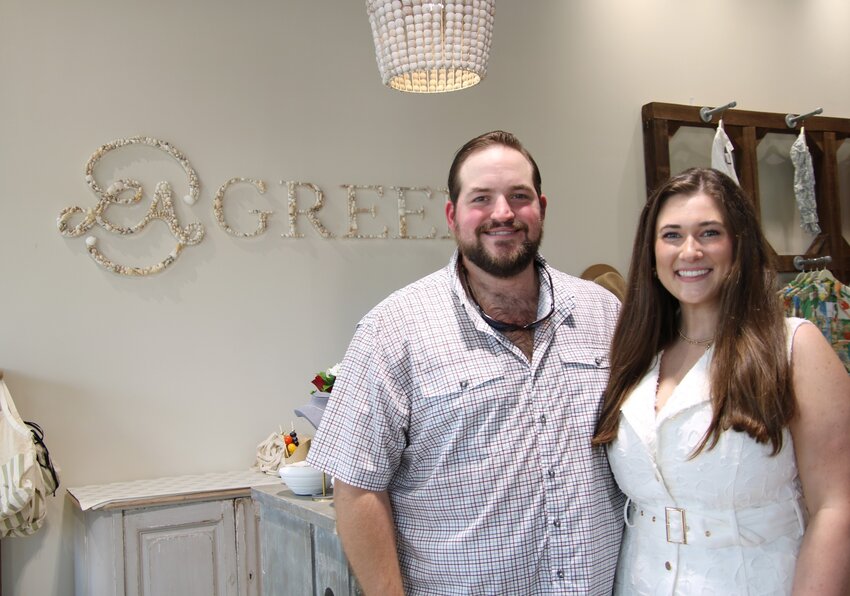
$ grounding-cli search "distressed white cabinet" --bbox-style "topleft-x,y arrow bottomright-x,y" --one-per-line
69,471 -> 276,596
124,498 -> 255,596
252,485 -> 362,596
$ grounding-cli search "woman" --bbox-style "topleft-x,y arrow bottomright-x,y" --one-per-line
594,168 -> 850,595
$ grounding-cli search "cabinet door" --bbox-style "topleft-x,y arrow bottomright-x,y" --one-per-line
315,525 -> 360,596
257,500 -> 360,596
124,499 -> 239,596
235,497 -> 261,596
259,505 -> 313,596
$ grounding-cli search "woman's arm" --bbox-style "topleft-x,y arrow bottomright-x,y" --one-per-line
333,480 -> 405,596
789,323 -> 850,596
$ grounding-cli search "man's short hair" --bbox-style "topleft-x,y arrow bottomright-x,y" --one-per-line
447,130 -> 542,204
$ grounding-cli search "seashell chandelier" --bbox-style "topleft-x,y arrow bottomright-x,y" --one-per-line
366,0 -> 495,93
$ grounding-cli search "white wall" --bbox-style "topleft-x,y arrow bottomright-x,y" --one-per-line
1,1 -> 847,593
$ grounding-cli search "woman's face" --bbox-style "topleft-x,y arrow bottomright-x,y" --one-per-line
654,191 -> 733,311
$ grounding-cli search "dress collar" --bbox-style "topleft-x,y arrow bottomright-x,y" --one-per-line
620,347 -> 714,441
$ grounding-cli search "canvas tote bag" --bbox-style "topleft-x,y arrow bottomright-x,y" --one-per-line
0,379 -> 52,537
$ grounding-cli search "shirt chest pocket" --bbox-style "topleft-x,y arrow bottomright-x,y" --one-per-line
558,346 -> 611,416
413,360 -> 506,441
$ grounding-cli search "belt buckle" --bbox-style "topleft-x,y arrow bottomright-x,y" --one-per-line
665,507 -> 687,544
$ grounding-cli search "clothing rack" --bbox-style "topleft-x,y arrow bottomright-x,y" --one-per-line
786,107 -> 823,129
793,255 -> 832,271
641,102 -> 850,283
700,100 -> 737,123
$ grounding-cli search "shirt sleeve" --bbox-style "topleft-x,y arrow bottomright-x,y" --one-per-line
307,318 -> 411,492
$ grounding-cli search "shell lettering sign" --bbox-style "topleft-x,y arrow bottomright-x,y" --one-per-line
57,137 -> 452,276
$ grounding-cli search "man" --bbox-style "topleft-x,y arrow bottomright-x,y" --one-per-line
307,131 -> 623,595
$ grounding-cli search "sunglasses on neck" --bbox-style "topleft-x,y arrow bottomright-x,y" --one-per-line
462,263 -> 555,333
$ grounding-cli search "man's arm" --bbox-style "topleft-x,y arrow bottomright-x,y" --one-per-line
334,480 -> 405,596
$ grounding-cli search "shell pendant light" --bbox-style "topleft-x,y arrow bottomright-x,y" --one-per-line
366,0 -> 495,93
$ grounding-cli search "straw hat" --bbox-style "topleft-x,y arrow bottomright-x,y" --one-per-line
580,264 -> 627,302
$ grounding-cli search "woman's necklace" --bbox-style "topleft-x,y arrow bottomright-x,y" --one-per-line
677,329 -> 714,350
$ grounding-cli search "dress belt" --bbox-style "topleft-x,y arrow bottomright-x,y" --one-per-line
623,497 -> 806,548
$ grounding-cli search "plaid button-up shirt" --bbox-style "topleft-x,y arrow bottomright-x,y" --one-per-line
309,251 -> 624,595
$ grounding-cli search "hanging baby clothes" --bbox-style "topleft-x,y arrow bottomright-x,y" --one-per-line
790,127 -> 821,235
710,119 -> 739,183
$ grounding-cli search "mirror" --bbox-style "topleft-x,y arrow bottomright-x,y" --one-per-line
838,138 -> 850,247
756,132 -> 813,256
669,126 -> 713,176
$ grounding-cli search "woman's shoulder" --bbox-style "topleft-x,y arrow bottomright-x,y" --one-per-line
784,316 -> 810,334
788,320 -> 838,366
786,320 -> 849,402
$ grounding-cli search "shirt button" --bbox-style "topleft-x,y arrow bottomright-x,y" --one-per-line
539,414 -> 546,424
556,570 -> 565,579
665,562 -> 672,571
553,520 -> 561,528
460,380 -> 468,389
547,468 -> 556,479
594,356 -> 603,366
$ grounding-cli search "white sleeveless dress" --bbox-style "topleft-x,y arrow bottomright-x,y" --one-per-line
608,318 -> 808,595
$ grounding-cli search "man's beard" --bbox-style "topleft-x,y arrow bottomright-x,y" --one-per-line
456,223 -> 543,278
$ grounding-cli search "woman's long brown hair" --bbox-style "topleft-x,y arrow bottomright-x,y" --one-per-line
593,168 -> 794,455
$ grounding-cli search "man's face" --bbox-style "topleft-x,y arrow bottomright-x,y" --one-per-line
446,145 -> 546,278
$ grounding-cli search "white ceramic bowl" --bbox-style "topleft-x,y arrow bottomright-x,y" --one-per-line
278,462 -> 326,495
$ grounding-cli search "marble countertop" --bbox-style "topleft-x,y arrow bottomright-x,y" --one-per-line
67,469 -> 281,511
